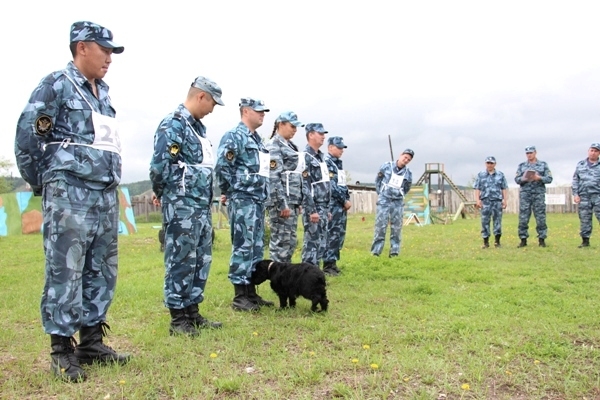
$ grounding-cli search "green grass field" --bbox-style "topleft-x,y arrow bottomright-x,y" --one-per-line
1,213 -> 599,399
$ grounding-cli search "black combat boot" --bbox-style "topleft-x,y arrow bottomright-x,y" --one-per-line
579,237 -> 590,248
247,284 -> 274,307
232,284 -> 260,312
494,235 -> 501,248
185,304 -> 222,329
538,238 -> 546,247
323,261 -> 340,276
50,335 -> 86,382
482,237 -> 490,249
167,308 -> 199,336
517,238 -> 527,248
329,260 -> 342,274
75,322 -> 131,365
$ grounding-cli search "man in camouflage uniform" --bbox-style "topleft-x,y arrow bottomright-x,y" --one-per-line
515,146 -> 553,247
150,77 -> 224,336
215,98 -> 274,312
474,156 -> 508,248
572,143 -> 600,248
323,136 -> 351,276
301,123 -> 331,271
371,149 -> 414,257
14,21 -> 130,382
266,111 -> 304,263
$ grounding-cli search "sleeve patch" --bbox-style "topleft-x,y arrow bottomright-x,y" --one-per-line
35,115 -> 52,135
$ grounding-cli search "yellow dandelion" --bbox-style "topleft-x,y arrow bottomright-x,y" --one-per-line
505,370 -> 512,375
534,360 -> 540,365
461,383 -> 470,390
61,368 -> 66,373
119,380 -> 126,385
363,344 -> 370,349
403,377 -> 410,382
370,363 -> 379,370
309,351 -> 315,356
253,331 -> 258,336
352,358 -> 359,364
210,353 -> 217,358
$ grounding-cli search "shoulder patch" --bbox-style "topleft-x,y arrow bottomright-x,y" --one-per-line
302,170 -> 308,178
169,144 -> 180,157
35,115 -> 52,136
225,151 -> 235,161
270,160 -> 277,169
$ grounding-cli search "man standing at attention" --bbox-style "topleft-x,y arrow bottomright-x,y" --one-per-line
474,156 -> 508,248
215,98 -> 274,312
515,146 -> 553,247
150,76 -> 224,336
371,149 -> 414,258
15,21 -> 130,382
323,136 -> 351,276
301,123 -> 331,272
572,143 -> 600,248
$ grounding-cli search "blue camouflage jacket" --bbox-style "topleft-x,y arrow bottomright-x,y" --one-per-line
301,145 -> 331,214
149,104 -> 213,208
572,158 -> 600,196
215,122 -> 269,202
325,154 -> 349,208
266,134 -> 303,210
514,160 -> 552,193
15,61 -> 120,194
473,170 -> 508,201
375,161 -> 412,202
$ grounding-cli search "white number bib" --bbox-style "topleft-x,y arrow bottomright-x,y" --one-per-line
319,162 -> 330,182
91,112 -> 121,154
388,173 -> 404,190
337,170 -> 347,186
294,152 -> 306,173
258,151 -> 270,178
186,121 -> 214,168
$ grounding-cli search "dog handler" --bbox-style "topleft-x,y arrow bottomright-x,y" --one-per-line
370,149 -> 414,257
150,76 -> 224,336
15,21 -> 130,382
265,111 -> 305,263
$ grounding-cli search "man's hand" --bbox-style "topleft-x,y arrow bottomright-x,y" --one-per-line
152,193 -> 161,207
475,199 -> 482,209
343,200 -> 352,211
220,194 -> 227,204
574,195 -> 581,204
502,199 -> 507,209
280,207 -> 291,218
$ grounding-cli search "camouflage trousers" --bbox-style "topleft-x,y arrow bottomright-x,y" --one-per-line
324,203 -> 347,263
578,194 -> 600,238
371,199 -> 404,256
518,191 -> 547,239
480,199 -> 503,238
227,198 -> 265,285
301,203 -> 329,266
267,205 -> 300,263
41,180 -> 118,336
162,203 -> 212,309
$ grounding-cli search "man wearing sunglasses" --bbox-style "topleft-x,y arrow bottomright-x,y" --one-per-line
215,98 -> 275,312
474,156 -> 508,248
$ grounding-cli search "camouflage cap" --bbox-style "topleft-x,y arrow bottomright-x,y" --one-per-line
70,21 -> 124,54
485,156 -> 496,163
191,76 -> 224,106
239,98 -> 269,112
402,148 -> 415,158
591,143 -> 600,151
305,123 -> 328,134
275,111 -> 303,127
328,136 -> 347,148
525,146 -> 536,153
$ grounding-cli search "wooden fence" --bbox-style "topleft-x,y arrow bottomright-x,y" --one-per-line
130,186 -> 577,220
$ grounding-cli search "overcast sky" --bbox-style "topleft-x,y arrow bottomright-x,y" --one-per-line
2,1 -> 599,188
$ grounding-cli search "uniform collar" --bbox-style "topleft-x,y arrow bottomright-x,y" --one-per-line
65,61 -> 109,94
178,104 -> 204,132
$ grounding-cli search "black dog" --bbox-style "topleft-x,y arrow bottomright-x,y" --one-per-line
251,260 -> 329,312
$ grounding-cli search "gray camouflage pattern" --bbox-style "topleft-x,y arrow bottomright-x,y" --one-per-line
474,169 -> 507,238
227,199 -> 266,284
515,160 -> 552,239
268,206 -> 300,262
573,158 -> 600,238
480,200 -> 503,238
41,181 -> 118,336
324,153 -> 349,263
371,161 -> 413,256
301,145 -> 331,266
15,62 -> 120,195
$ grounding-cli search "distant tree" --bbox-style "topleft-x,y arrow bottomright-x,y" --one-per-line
0,158 -> 13,193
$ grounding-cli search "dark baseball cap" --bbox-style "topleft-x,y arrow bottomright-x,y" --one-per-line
70,21 -> 124,54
